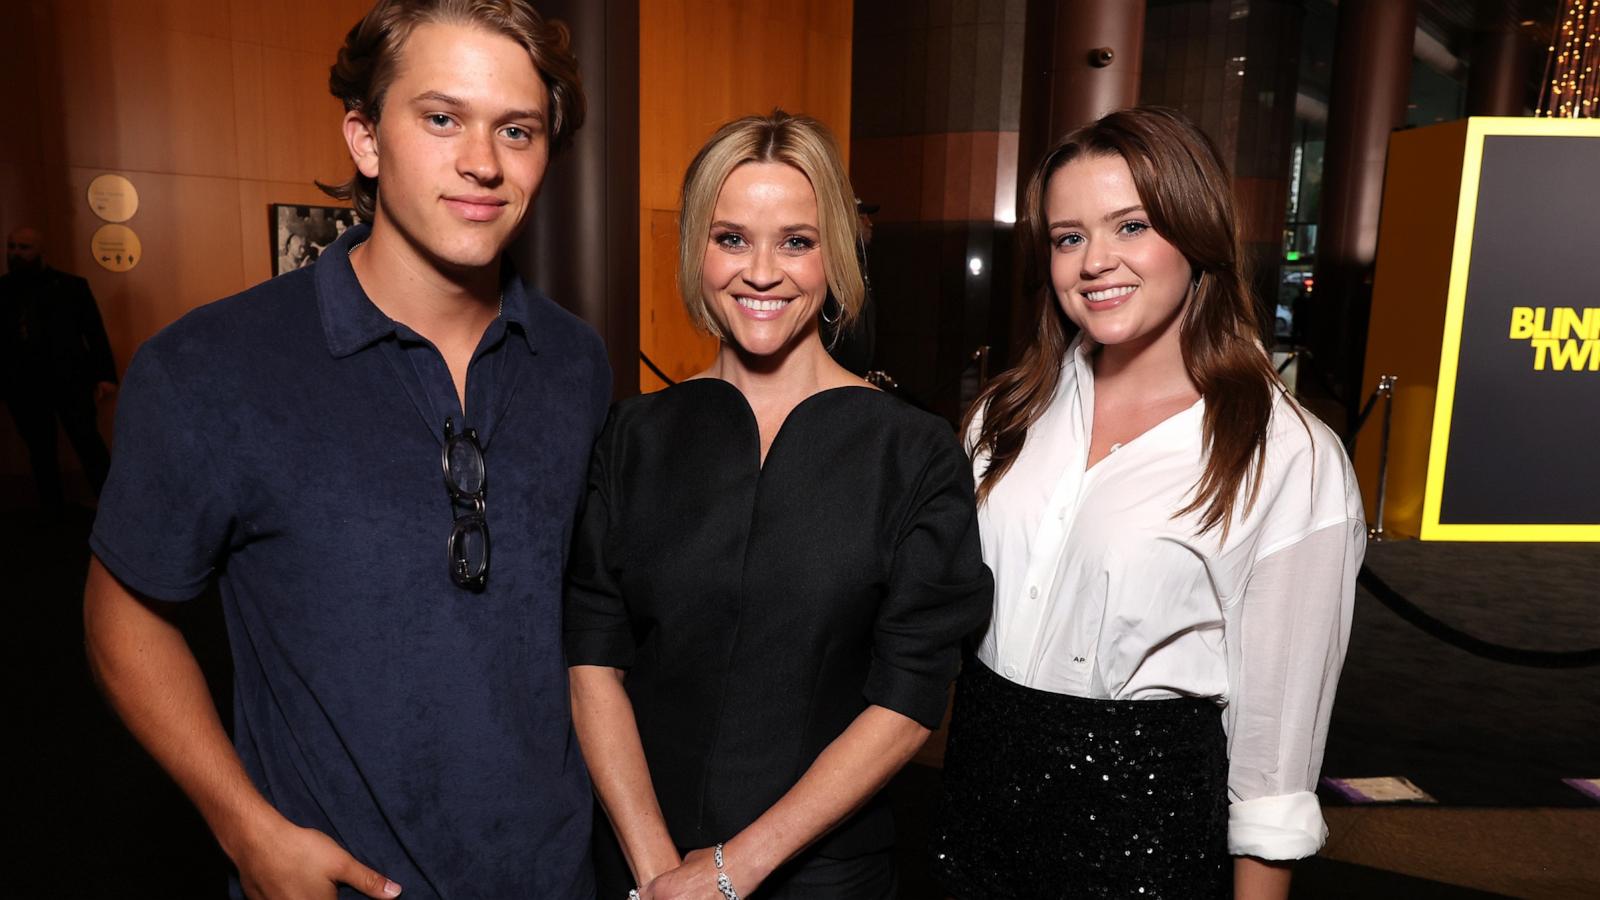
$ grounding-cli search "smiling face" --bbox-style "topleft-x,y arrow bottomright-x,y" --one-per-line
1046,153 -> 1194,356
701,162 -> 829,358
346,21 -> 550,275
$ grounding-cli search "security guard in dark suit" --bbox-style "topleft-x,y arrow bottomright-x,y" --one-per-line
1,226 -> 118,506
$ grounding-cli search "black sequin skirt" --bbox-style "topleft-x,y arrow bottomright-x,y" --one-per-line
930,660 -> 1231,899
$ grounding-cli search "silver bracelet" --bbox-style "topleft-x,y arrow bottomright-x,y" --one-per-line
713,842 -> 740,900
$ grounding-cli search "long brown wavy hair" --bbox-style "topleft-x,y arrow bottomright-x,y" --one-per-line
967,106 -> 1291,535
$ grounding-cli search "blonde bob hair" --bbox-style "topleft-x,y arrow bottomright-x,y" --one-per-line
677,110 -> 864,340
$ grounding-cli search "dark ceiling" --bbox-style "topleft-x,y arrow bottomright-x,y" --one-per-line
1417,0 -> 1562,48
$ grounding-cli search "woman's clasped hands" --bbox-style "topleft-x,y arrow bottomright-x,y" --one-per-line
635,843 -> 765,900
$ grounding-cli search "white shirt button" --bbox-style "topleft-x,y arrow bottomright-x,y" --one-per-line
1003,665 -> 1019,679
1028,585 -> 1039,599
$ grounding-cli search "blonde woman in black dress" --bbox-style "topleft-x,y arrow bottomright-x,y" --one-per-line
566,111 -> 992,900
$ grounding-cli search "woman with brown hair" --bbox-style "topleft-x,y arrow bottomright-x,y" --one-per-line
930,107 -> 1365,899
565,111 -> 991,899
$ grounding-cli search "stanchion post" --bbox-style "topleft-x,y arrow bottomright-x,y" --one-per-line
1371,374 -> 1398,541
1276,348 -> 1299,375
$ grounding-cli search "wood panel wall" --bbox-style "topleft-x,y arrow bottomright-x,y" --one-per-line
0,0 -> 372,481
637,0 -> 853,391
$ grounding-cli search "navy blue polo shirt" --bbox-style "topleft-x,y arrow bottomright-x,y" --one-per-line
92,224 -> 607,899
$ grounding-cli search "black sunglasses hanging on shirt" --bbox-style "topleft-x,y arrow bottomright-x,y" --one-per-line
442,418 -> 490,591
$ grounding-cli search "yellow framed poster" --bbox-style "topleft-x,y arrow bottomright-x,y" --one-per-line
1419,117 -> 1600,541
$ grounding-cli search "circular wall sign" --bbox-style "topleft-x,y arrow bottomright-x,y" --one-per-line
87,173 -> 139,223
91,224 -> 142,272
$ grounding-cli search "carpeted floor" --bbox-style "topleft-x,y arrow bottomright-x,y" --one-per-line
1320,539 -> 1600,809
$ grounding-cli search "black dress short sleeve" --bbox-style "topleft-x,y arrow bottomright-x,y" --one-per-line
866,435 -> 993,727
564,409 -> 633,668
562,380 -> 992,857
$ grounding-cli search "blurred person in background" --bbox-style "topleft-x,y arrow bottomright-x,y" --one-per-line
0,225 -> 117,508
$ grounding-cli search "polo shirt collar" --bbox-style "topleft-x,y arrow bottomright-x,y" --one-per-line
497,270 -> 537,355
316,224 -> 391,358
315,222 -> 539,358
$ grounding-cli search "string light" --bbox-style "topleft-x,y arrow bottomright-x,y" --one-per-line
1538,0 -> 1600,117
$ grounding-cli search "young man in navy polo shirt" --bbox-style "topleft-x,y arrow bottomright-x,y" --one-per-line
83,2 -> 606,897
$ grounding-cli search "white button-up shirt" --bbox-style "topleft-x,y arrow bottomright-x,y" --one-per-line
972,335 -> 1366,860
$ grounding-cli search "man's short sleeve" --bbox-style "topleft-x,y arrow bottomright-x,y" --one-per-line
90,345 -> 234,601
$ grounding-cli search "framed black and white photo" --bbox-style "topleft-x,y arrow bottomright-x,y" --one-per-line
269,204 -> 357,276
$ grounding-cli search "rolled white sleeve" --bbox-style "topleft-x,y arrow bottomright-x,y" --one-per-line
1222,518 -> 1364,859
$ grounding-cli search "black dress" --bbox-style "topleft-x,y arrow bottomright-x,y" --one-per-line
565,379 -> 992,898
